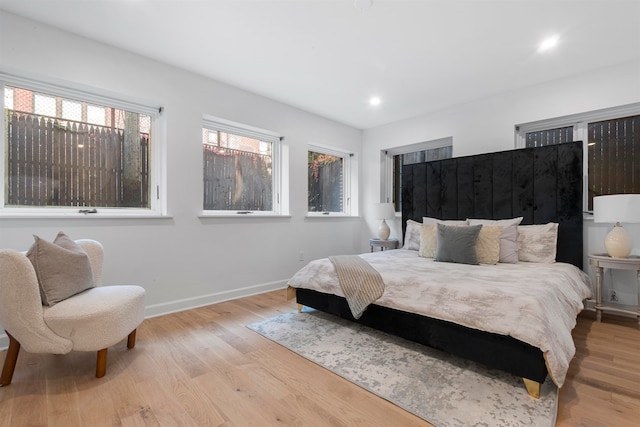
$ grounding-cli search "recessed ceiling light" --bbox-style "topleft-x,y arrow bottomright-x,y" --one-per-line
538,35 -> 559,52
354,0 -> 373,12
369,96 -> 381,106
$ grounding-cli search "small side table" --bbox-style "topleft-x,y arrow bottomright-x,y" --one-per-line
370,238 -> 399,252
588,253 -> 640,326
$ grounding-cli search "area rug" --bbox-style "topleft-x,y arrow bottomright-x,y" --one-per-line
247,308 -> 558,427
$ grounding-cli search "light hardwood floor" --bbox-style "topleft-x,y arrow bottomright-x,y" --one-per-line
0,290 -> 639,426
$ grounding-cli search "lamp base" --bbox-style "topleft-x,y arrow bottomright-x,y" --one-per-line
604,222 -> 632,258
378,219 -> 390,241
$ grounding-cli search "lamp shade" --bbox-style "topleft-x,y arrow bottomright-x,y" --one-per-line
373,203 -> 395,220
593,194 -> 640,223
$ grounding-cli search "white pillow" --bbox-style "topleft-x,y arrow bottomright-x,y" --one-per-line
403,219 -> 422,250
468,217 -> 523,263
517,223 -> 559,263
423,217 -> 468,226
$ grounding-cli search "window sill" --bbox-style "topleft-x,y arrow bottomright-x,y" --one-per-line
305,214 -> 360,219
199,213 -> 292,219
0,211 -> 172,220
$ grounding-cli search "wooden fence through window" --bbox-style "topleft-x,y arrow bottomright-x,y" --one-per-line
203,144 -> 273,211
5,110 -> 149,208
308,160 -> 343,212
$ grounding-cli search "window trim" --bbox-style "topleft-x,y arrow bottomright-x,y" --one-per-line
201,114 -> 287,217
0,70 -> 167,218
380,137 -> 453,212
307,143 -> 355,217
514,102 -> 640,213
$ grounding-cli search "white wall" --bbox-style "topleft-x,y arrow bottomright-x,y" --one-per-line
362,59 -> 640,305
0,11 -> 364,348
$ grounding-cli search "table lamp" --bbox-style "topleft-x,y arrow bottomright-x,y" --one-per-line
593,194 -> 640,258
373,203 -> 395,240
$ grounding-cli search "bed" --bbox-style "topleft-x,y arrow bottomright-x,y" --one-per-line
287,141 -> 592,398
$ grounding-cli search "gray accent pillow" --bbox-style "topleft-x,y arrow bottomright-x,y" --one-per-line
435,224 -> 482,265
26,232 -> 95,306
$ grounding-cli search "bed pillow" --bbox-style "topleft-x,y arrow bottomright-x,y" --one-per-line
423,217 -> 468,226
418,225 -> 438,258
468,217 -> 523,263
26,232 -> 95,306
435,224 -> 482,265
403,219 -> 422,250
475,225 -> 503,265
517,223 -> 559,263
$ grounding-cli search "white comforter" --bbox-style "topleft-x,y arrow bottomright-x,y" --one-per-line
287,248 -> 593,387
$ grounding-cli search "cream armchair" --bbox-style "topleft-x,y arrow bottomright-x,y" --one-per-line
0,239 -> 145,386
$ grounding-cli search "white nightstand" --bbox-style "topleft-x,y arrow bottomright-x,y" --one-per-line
589,253 -> 640,326
369,238 -> 399,252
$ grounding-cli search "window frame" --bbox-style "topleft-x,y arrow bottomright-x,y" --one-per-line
380,137 -> 453,213
201,114 -> 287,217
0,71 -> 167,218
307,143 -> 355,217
515,102 -> 640,213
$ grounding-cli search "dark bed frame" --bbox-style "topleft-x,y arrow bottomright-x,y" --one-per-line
295,141 -> 583,396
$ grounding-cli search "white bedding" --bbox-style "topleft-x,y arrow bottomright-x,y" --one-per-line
287,248 -> 593,387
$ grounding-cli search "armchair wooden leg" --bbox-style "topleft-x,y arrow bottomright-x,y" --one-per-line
1,331 -> 20,387
127,329 -> 137,349
96,349 -> 108,378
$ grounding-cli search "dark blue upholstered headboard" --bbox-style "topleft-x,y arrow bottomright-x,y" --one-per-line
401,141 -> 583,269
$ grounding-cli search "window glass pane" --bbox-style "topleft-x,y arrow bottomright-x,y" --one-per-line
525,126 -> 573,148
4,87 -> 13,110
393,145 -> 452,211
34,94 -> 55,116
87,105 -> 106,126
202,128 -> 273,211
308,151 -> 344,213
62,99 -> 82,121
587,115 -> 640,210
4,85 -> 152,209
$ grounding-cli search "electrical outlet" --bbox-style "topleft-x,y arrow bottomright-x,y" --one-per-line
298,251 -> 305,262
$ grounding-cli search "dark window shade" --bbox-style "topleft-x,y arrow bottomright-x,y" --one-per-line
587,115 -> 640,210
525,126 -> 573,147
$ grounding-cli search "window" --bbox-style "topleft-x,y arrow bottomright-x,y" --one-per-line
202,115 -> 285,215
524,126 -> 573,147
381,137 -> 453,212
516,103 -> 640,211
307,145 -> 353,215
1,74 -> 163,216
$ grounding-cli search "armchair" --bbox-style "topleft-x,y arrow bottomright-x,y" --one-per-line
0,239 -> 145,386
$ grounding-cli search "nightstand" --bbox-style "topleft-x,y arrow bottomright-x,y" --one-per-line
588,253 -> 640,326
370,238 -> 399,252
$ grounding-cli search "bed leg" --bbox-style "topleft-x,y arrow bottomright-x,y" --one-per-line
522,378 -> 541,399
297,304 -> 303,313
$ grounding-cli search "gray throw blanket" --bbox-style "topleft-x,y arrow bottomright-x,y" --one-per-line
329,255 -> 385,319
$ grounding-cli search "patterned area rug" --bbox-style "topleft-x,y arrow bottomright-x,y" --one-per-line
247,308 -> 558,427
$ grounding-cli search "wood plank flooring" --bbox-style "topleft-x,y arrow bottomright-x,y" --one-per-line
0,290 -> 639,426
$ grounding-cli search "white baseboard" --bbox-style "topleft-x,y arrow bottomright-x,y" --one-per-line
0,280 -> 289,351
143,279 -> 288,318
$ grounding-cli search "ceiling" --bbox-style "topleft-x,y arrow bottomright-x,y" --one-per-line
1,0 -> 639,130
